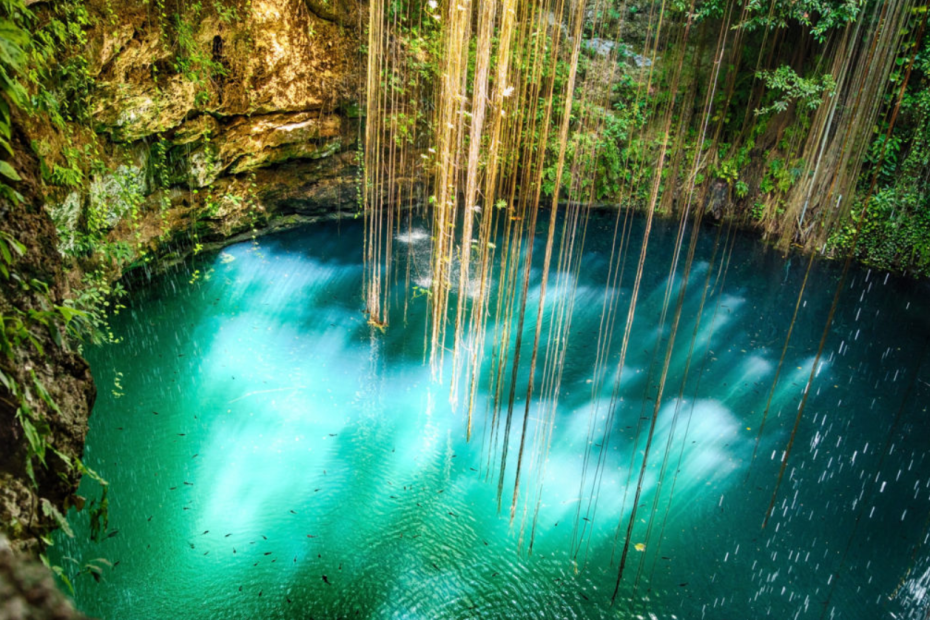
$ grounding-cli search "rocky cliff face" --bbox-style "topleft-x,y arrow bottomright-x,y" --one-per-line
33,0 -> 363,269
0,125 -> 96,553
1,0 -> 362,561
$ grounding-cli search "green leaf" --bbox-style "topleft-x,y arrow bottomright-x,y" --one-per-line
40,498 -> 74,538
32,372 -> 62,416
0,160 -> 21,181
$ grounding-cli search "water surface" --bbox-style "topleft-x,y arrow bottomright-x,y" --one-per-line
53,213 -> 930,619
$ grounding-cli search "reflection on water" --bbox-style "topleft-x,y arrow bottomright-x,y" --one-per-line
52,213 -> 930,619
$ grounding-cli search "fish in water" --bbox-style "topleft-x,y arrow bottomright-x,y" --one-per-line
290,510 -> 297,514
106,530 -> 119,539
203,531 -> 209,535
322,575 -> 332,585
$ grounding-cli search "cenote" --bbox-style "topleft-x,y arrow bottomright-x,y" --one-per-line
49,212 -> 930,619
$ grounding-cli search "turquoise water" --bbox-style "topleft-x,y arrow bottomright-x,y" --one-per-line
52,213 -> 930,619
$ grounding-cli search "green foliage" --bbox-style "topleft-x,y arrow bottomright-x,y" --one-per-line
737,0 -> 861,42
170,3 -> 228,107
839,24 -> 930,277
0,0 -> 31,204
760,157 -> 803,194
61,269 -> 126,346
755,66 -> 837,116
88,483 -> 109,543
827,188 -> 930,276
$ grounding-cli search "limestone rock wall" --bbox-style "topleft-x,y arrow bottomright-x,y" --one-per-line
31,0 -> 362,271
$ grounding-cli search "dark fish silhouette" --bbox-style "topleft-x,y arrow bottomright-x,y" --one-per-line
106,530 -> 119,539
203,531 -> 209,535
290,510 -> 297,514
225,533 -> 232,537
264,552 -> 272,556
322,575 -> 332,585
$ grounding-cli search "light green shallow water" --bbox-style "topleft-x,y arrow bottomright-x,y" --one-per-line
52,213 -> 930,619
